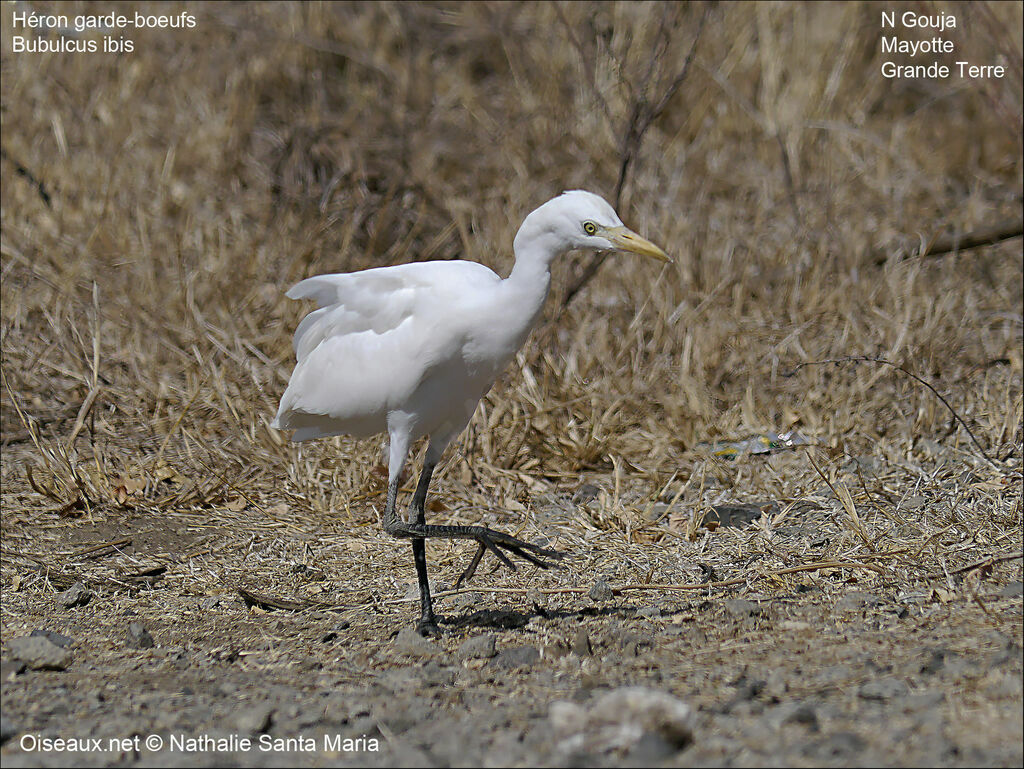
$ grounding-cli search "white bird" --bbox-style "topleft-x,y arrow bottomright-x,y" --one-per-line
272,190 -> 669,635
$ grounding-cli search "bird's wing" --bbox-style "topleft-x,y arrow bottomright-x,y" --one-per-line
274,261 -> 501,437
287,261 -> 498,361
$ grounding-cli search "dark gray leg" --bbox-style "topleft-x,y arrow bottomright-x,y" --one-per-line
409,457 -> 438,636
383,467 -> 563,588
382,444 -> 564,635
383,470 -> 437,636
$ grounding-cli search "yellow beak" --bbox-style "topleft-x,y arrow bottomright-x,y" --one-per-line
604,226 -> 672,263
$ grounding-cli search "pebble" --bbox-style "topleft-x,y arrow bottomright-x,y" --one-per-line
779,701 -> 820,731
230,702 -> 274,734
723,598 -> 761,617
393,627 -> 440,658
920,647 -> 954,675
570,628 -> 592,657
710,503 -> 767,528
835,591 -> 883,613
550,686 -> 695,754
127,623 -> 155,649
29,630 -> 73,648
846,455 -> 881,474
57,582 -> 92,609
642,503 -> 671,524
627,732 -> 677,762
859,677 -> 909,700
896,690 -> 945,712
1,660 -> 27,680
321,620 -> 351,644
490,645 -> 540,670
6,635 -> 73,670
417,661 -> 455,687
730,676 -> 766,704
618,630 -> 654,656
456,634 -> 496,661
0,715 -> 18,745
589,579 -> 614,602
999,581 -> 1023,598
572,484 -> 601,505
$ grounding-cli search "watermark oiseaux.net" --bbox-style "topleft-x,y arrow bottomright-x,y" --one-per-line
18,733 -> 380,754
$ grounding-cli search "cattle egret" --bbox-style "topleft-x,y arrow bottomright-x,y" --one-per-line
272,190 -> 670,634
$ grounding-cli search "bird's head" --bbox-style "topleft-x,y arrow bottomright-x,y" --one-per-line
514,190 -> 670,264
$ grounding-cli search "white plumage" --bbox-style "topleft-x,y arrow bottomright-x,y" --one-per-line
274,260 -> 511,443
272,190 -> 669,635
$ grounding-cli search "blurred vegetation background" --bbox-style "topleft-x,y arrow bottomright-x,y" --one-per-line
1,1 -> 1021,532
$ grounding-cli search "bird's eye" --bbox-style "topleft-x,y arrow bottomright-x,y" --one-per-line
583,221 -> 598,236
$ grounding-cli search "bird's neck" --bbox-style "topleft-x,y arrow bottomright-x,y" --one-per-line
486,228 -> 567,356
505,228 -> 565,312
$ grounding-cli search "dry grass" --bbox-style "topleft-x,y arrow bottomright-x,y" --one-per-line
1,1 -> 1021,623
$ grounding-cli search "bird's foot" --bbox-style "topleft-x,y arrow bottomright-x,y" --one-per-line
453,527 -> 564,588
416,615 -> 441,637
386,520 -> 564,588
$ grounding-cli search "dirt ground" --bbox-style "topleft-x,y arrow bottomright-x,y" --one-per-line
2,2 -> 1022,767
2,463 -> 1022,768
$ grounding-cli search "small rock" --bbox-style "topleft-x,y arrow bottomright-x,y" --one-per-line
29,630 -> 73,648
859,677 -> 909,700
231,703 -> 274,734
490,645 -> 540,670
637,605 -> 662,618
57,582 -> 92,609
393,627 -> 440,657
619,632 -> 640,656
896,691 -> 945,712
845,455 -> 881,474
321,620 -> 352,644
127,623 -> 155,649
571,628 -> 592,657
731,676 -> 766,703
0,715 -> 18,745
723,598 -> 761,617
6,636 -> 73,670
780,702 -> 819,731
642,503 -> 670,524
897,591 -> 930,605
999,581 -> 1023,598
626,732 -> 677,762
589,580 -> 614,602
572,484 -> 601,505
417,661 -> 455,687
900,495 -> 928,510
835,591 -> 883,613
710,503 -> 770,528
1,660 -> 26,681
550,686 -> 694,754
921,647 -> 954,675
200,596 -> 222,611
543,641 -> 570,660
456,634 -> 496,661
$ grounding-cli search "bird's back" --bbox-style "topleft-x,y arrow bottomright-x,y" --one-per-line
273,260 -> 502,441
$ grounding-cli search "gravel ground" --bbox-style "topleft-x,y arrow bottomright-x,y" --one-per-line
2,513 -> 1021,768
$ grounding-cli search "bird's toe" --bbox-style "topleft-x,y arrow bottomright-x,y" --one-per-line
416,617 -> 442,637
